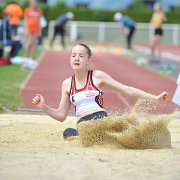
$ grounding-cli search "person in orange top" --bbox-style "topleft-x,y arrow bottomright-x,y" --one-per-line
5,2 -> 23,36
24,0 -> 42,59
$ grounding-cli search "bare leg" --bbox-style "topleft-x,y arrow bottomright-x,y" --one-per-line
150,35 -> 156,58
25,33 -> 38,58
156,36 -> 161,58
150,35 -> 161,62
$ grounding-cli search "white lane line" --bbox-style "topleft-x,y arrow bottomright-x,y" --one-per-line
91,53 -> 131,108
114,91 -> 131,108
135,46 -> 180,62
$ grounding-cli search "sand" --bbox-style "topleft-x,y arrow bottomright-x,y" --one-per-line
0,113 -> 180,180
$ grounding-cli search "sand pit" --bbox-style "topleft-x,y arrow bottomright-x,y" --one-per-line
0,113 -> 180,180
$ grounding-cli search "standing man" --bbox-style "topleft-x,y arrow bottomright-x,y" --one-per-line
5,2 -> 23,37
24,0 -> 42,59
114,12 -> 136,50
50,12 -> 74,48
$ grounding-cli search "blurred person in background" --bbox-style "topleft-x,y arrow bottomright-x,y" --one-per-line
5,1 -> 23,37
114,12 -> 136,50
0,12 -> 12,58
50,12 -> 74,49
24,0 -> 42,59
38,15 -> 47,47
0,12 -> 22,59
150,2 -> 167,63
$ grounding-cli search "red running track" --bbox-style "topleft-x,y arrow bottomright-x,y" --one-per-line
21,50 -> 179,114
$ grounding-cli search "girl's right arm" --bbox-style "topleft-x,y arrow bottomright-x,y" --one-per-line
32,79 -> 71,122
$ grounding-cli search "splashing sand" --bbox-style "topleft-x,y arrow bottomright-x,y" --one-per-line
77,98 -> 172,149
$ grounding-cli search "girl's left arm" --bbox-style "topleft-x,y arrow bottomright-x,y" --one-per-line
96,70 -> 169,101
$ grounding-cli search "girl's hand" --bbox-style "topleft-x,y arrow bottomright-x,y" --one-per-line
32,94 -> 45,109
157,92 -> 169,101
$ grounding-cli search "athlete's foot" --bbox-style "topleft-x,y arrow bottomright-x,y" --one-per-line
149,57 -> 161,64
127,46 -> 132,50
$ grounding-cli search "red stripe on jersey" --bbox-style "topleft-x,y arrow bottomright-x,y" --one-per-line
70,70 -> 101,95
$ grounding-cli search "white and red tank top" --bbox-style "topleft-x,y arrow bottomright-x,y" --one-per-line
70,70 -> 104,116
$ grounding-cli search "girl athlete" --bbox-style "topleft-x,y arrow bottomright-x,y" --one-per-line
150,3 -> 166,62
32,43 -> 169,139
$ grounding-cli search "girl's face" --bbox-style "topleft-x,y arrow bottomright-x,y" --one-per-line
70,45 -> 90,70
154,3 -> 162,12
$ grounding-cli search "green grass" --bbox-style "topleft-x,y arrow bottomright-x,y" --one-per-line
0,48 -> 42,113
0,64 -> 29,113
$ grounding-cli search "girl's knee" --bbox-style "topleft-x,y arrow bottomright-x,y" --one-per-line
63,128 -> 78,140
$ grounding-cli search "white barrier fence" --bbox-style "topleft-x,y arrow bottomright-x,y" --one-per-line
48,21 -> 180,45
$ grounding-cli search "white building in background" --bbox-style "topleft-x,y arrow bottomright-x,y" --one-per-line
46,0 -> 180,10
46,0 -> 57,6
46,0 -> 134,10
2,0 -> 180,10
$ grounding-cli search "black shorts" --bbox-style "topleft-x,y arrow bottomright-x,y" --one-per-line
63,111 -> 108,140
77,111 -> 108,124
154,28 -> 163,36
54,25 -> 65,35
